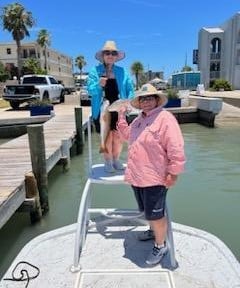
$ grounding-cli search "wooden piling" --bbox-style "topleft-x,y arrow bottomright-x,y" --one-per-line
27,124 -> 49,214
25,172 -> 42,223
75,107 -> 84,154
61,139 -> 71,171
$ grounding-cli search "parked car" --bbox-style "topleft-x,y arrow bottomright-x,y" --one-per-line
155,82 -> 167,90
3,75 -> 65,109
80,86 -> 91,106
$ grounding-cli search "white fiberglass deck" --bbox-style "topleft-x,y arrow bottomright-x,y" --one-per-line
1,219 -> 240,288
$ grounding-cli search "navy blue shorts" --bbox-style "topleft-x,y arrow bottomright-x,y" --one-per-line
132,185 -> 167,220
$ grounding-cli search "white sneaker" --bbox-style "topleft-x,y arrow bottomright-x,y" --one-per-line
104,161 -> 115,173
146,244 -> 168,266
113,160 -> 124,170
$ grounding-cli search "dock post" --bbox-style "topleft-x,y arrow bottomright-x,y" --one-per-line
74,107 -> 84,154
27,124 -> 49,214
25,172 -> 42,222
61,139 -> 71,171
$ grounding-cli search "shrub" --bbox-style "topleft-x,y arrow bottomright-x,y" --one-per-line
166,88 -> 179,99
30,98 -> 53,107
211,79 -> 232,91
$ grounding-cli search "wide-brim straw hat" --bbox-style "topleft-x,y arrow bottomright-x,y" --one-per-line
130,83 -> 168,109
95,40 -> 125,63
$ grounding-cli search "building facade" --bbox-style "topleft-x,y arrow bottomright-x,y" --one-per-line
196,12 -> 240,89
0,42 -> 74,87
172,71 -> 201,90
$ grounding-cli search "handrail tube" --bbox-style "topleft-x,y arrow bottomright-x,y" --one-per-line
166,205 -> 177,268
87,116 -> 92,175
73,178 -> 91,269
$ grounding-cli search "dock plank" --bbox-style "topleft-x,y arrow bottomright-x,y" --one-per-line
0,105 -> 91,229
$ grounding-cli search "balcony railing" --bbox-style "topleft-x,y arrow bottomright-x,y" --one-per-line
210,71 -> 220,79
210,53 -> 221,60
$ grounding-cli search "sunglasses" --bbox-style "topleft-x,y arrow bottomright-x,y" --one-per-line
103,50 -> 118,56
139,95 -> 157,103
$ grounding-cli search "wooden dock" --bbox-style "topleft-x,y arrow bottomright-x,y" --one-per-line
0,104 -> 91,229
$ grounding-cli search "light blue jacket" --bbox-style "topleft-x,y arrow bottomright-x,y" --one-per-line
87,63 -> 134,119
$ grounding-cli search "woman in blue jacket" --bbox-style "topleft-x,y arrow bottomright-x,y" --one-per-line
87,40 -> 134,173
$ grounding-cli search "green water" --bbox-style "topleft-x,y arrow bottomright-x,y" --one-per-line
0,123 -> 240,278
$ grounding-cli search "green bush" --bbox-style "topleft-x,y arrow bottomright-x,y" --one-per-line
211,79 -> 232,91
30,98 -> 53,107
166,88 -> 179,99
0,62 -> 10,82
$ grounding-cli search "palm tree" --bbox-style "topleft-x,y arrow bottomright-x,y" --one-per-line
37,29 -> 51,72
131,61 -> 144,89
75,55 -> 86,80
0,2 -> 35,81
181,65 -> 193,72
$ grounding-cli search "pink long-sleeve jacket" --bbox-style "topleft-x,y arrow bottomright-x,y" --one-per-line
117,106 -> 186,187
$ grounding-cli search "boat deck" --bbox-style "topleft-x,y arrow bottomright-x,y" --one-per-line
1,219 -> 239,288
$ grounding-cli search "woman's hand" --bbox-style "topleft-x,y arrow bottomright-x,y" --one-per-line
100,77 -> 107,87
165,173 -> 178,187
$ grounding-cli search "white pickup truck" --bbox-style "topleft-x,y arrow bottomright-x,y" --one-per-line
3,74 -> 65,109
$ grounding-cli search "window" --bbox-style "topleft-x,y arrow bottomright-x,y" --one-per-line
49,77 -> 58,84
237,30 -> 240,43
23,49 -> 28,58
210,62 -> 220,71
6,48 -> 11,54
237,50 -> 240,65
211,38 -> 221,53
29,49 -> 36,58
23,76 -> 47,84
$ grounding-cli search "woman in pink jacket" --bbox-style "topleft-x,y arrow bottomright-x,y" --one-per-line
117,83 -> 186,266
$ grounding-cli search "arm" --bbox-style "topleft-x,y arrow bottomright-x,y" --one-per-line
87,66 -> 103,119
87,67 -> 102,97
161,113 -> 186,186
124,69 -> 135,99
115,66 -> 135,99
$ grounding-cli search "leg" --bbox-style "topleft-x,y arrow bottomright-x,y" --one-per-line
103,131 -> 113,161
103,131 -> 115,173
112,130 -> 123,160
149,217 -> 167,246
143,186 -> 168,265
112,130 -> 124,170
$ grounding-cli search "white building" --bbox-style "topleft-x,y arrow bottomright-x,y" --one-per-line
196,12 -> 240,89
0,42 -> 74,87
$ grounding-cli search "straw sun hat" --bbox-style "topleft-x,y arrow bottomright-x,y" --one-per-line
130,83 -> 168,109
95,40 -> 125,63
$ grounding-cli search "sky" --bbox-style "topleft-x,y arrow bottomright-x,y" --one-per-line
0,0 -> 239,79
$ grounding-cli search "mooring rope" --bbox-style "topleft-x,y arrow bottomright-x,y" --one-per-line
3,261 -> 40,288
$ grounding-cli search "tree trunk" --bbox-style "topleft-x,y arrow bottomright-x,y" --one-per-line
16,39 -> 21,83
44,46 -> 48,73
136,73 -> 139,90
